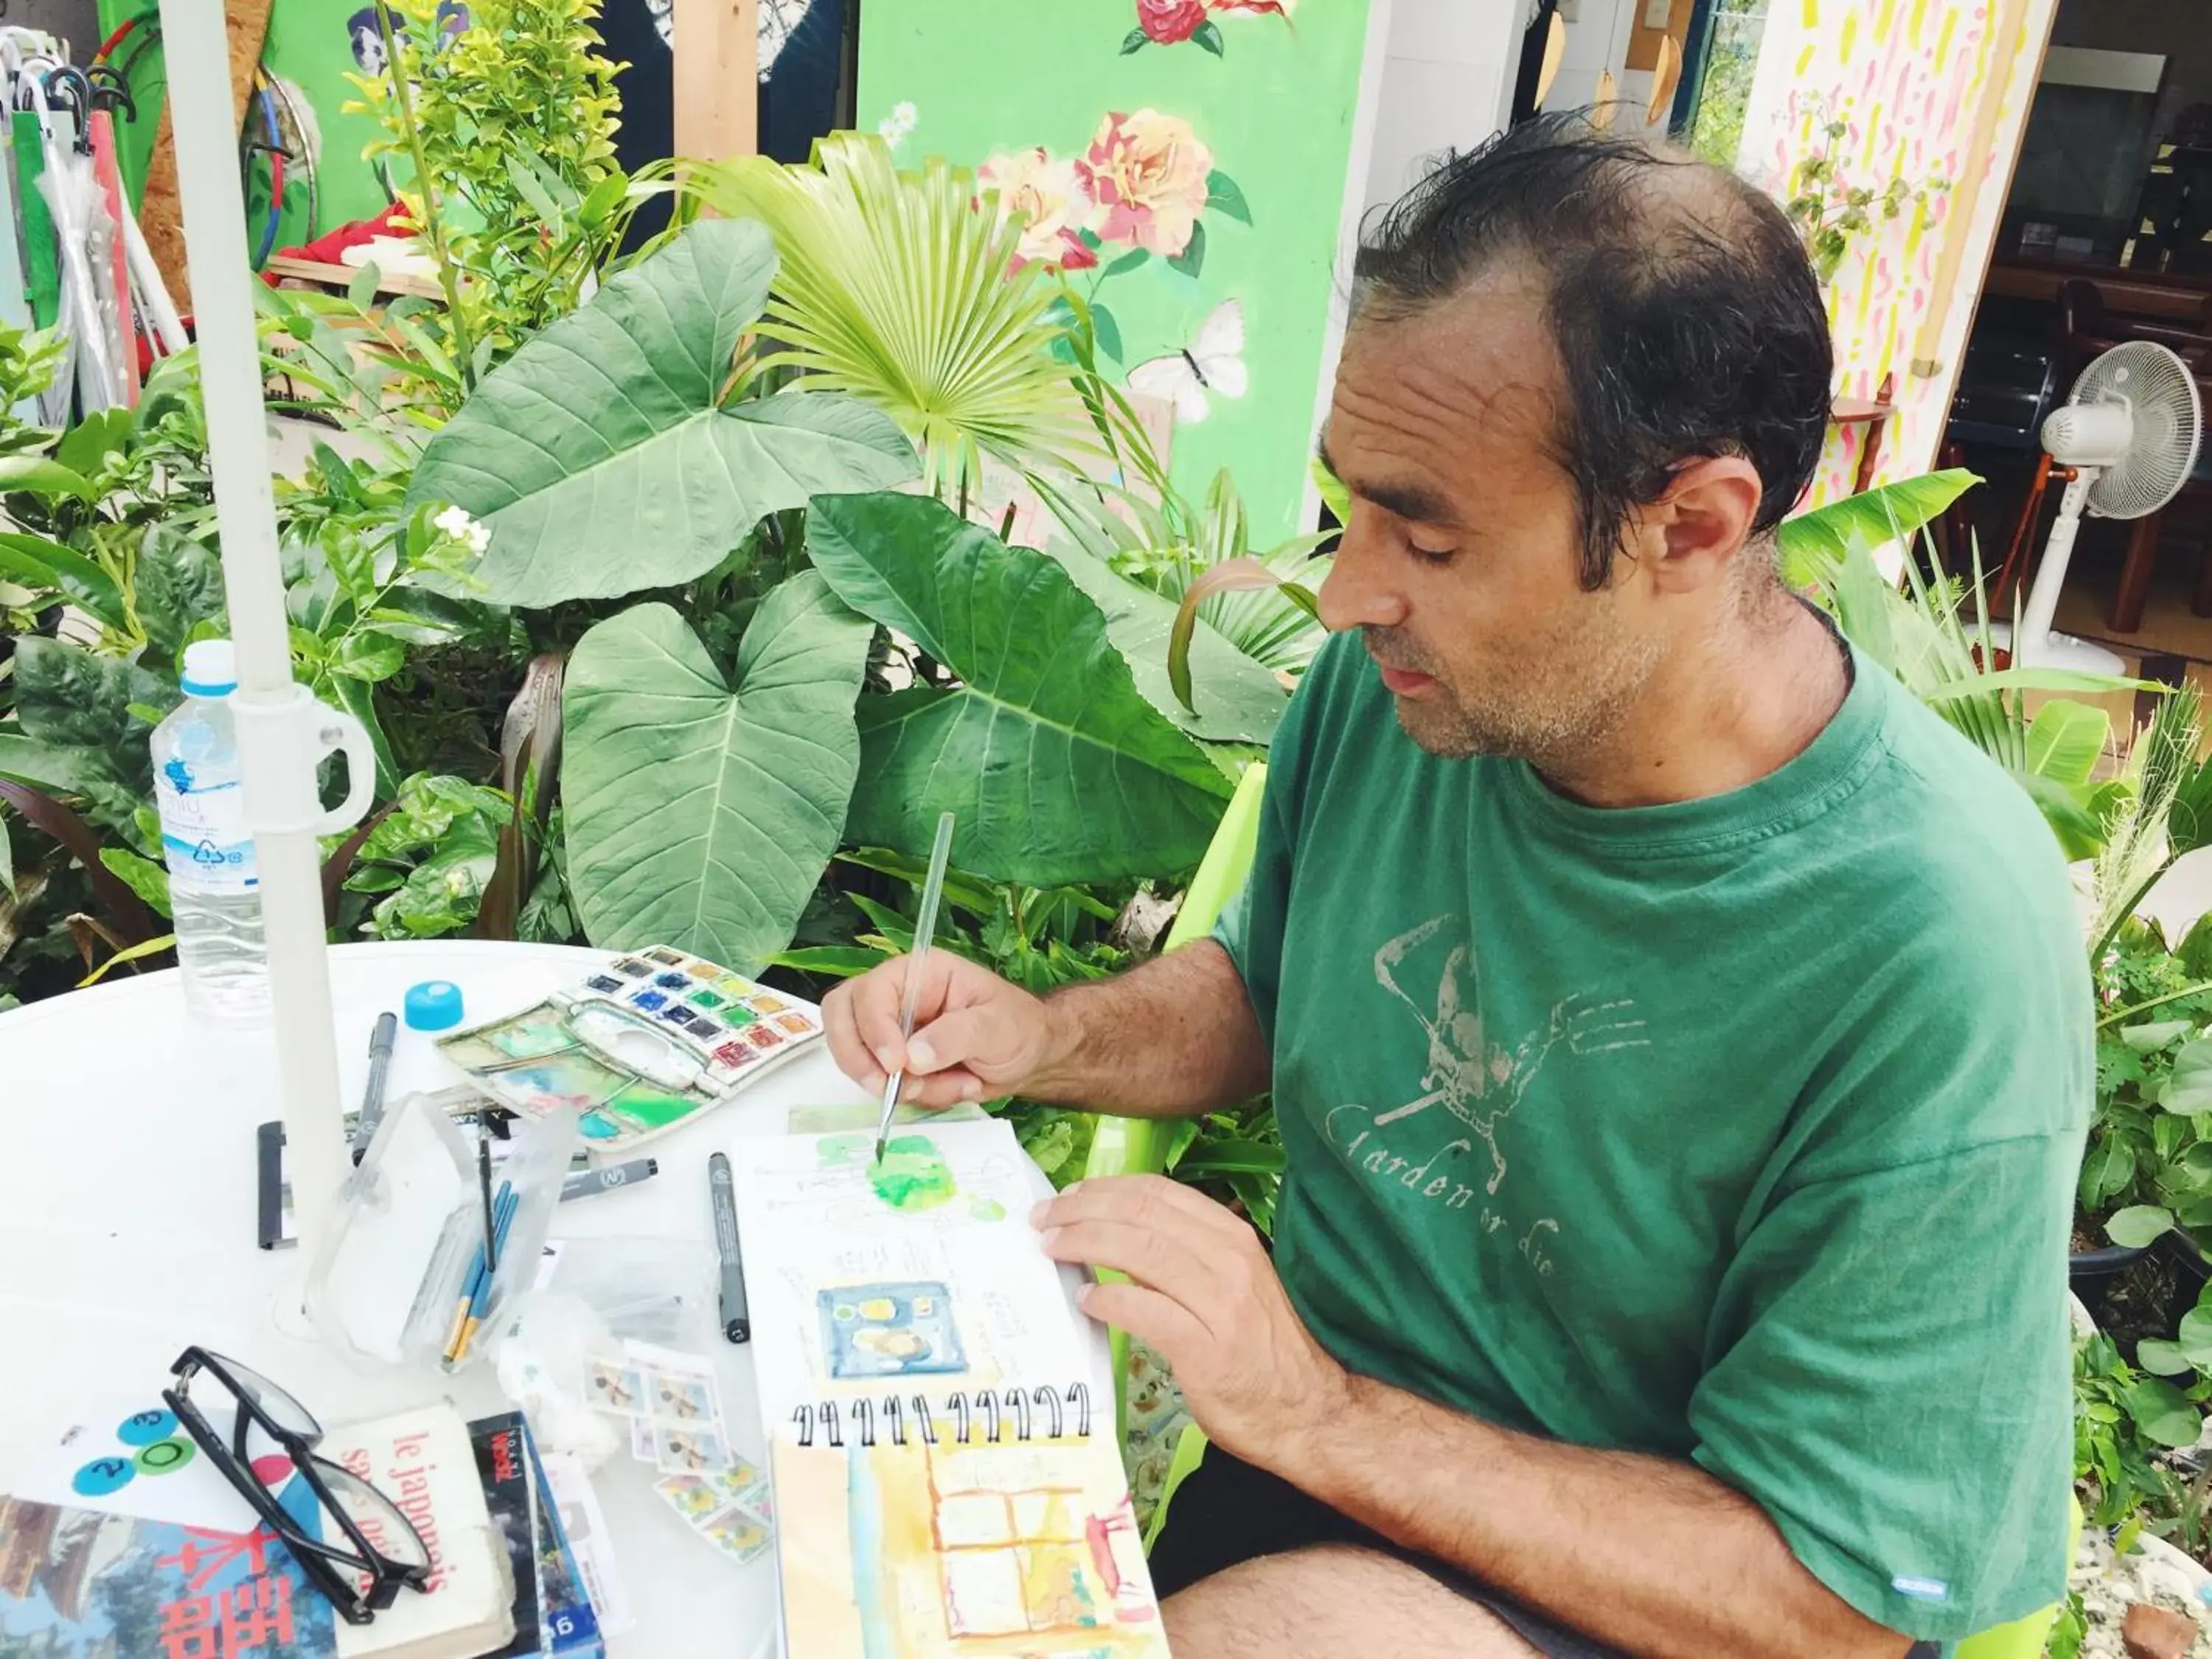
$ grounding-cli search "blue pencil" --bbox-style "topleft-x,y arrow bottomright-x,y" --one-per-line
453,1186 -> 518,1363
445,1182 -> 514,1362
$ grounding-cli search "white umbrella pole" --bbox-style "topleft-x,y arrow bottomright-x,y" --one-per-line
157,0 -> 369,1267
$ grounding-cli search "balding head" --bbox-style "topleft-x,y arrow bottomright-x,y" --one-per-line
1352,113 -> 1833,590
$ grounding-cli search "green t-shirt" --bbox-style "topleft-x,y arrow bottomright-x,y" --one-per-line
1215,627 -> 2090,1645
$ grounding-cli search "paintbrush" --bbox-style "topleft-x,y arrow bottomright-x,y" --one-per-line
476,1121 -> 496,1271
877,811 -> 957,1166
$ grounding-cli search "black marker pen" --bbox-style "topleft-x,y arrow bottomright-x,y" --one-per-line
560,1157 -> 660,1202
709,1151 -> 748,1343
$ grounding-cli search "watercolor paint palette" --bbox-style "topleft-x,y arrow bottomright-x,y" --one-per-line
436,945 -> 824,1152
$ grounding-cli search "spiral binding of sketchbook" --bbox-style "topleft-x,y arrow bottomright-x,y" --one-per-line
790,1382 -> 1095,1448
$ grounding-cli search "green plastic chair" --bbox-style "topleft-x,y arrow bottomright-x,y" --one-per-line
1950,1493 -> 2079,1659
1079,759 -> 1270,1450
1075,759 -> 2076,1652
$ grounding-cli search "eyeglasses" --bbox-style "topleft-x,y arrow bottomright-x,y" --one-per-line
161,1346 -> 432,1624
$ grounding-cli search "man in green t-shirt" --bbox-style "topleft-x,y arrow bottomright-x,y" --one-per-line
824,113 -> 2088,1659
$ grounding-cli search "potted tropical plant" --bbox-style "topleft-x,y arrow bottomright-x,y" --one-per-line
2068,689 -> 2212,1321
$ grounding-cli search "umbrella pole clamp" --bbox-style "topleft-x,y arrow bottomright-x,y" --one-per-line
231,682 -> 375,1288
232,684 -> 376,838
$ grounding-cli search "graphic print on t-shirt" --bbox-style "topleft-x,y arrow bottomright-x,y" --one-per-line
1339,915 -> 1647,1203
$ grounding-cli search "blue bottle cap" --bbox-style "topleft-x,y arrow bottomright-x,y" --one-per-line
405,981 -> 464,1032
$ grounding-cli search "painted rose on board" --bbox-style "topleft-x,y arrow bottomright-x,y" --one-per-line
1077,109 -> 1214,260
979,147 -> 1102,271
964,109 -> 1246,369
1135,0 -> 1208,43
1121,0 -> 1290,55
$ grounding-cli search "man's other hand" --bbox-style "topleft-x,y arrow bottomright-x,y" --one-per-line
822,951 -> 1061,1108
1037,1175 -> 1354,1466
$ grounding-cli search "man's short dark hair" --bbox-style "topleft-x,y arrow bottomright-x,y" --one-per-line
1353,112 -> 1834,590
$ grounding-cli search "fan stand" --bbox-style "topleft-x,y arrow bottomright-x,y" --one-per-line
2003,470 -> 2128,674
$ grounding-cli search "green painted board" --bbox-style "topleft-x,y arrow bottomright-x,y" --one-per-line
11,116 -> 59,330
858,0 -> 1374,543
96,0 -> 393,253
0,133 -> 34,335
0,140 -> 39,419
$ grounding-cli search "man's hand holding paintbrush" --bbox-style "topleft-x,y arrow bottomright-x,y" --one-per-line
822,936 -> 1268,1128
826,950 -> 1066,1115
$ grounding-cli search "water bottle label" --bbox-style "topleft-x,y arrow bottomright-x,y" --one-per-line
155,764 -> 258,896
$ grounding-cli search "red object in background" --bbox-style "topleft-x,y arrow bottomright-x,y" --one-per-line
88,111 -> 138,407
260,202 -> 411,285
94,13 -> 145,62
139,316 -> 197,380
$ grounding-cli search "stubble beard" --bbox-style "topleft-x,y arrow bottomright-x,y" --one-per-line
1367,625 -> 1663,768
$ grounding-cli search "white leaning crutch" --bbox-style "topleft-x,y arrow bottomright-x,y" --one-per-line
122,198 -> 187,357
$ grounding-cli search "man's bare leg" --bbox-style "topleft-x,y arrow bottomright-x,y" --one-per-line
1163,1545 -> 1547,1658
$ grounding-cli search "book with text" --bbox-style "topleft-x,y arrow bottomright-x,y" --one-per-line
466,1413 -> 539,1659
519,1426 -> 601,1659
324,1403 -> 513,1659
0,1492 -> 338,1659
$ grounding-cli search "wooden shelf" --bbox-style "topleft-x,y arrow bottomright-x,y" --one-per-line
1986,259 -> 2212,323
260,254 -> 445,303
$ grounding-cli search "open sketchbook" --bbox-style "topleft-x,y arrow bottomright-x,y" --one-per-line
726,1120 -> 1170,1658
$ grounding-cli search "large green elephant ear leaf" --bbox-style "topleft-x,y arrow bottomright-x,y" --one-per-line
805,492 -> 1234,887
561,577 -> 871,967
407,219 -> 919,608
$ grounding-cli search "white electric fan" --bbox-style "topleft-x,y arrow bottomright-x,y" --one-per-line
2011,339 -> 2202,672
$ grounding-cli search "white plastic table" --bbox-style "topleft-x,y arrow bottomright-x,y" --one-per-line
0,939 -> 881,1656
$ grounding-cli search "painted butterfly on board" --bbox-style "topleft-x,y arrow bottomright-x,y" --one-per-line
1127,299 -> 1248,425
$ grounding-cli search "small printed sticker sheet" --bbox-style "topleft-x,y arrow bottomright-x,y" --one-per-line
582,1340 -> 774,1565
653,1467 -> 773,1565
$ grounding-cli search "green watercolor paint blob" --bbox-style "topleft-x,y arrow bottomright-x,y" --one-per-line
968,1197 -> 1006,1222
604,1080 -> 698,1131
820,1132 -> 957,1211
872,1141 -> 956,1211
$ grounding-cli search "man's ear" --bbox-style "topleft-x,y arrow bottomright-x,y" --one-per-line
1636,457 -> 1765,595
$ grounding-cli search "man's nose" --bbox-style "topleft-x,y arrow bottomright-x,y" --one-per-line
1317,503 -> 1408,633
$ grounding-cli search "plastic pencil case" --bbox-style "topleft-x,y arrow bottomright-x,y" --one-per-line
305,1088 -> 579,1375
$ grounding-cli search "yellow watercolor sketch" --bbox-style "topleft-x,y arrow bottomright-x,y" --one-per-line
774,1430 -> 1170,1658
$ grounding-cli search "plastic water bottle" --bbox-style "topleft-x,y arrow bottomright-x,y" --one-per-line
152,639 -> 270,1021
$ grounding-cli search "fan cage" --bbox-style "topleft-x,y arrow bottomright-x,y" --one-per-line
2075,341 -> 2202,520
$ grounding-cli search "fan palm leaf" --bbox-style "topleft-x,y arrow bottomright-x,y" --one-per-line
676,133 -> 1099,503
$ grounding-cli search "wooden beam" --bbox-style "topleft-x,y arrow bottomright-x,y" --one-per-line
1626,0 -> 1694,74
142,0 -> 276,314
674,0 -> 759,164
1985,259 -> 2212,319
